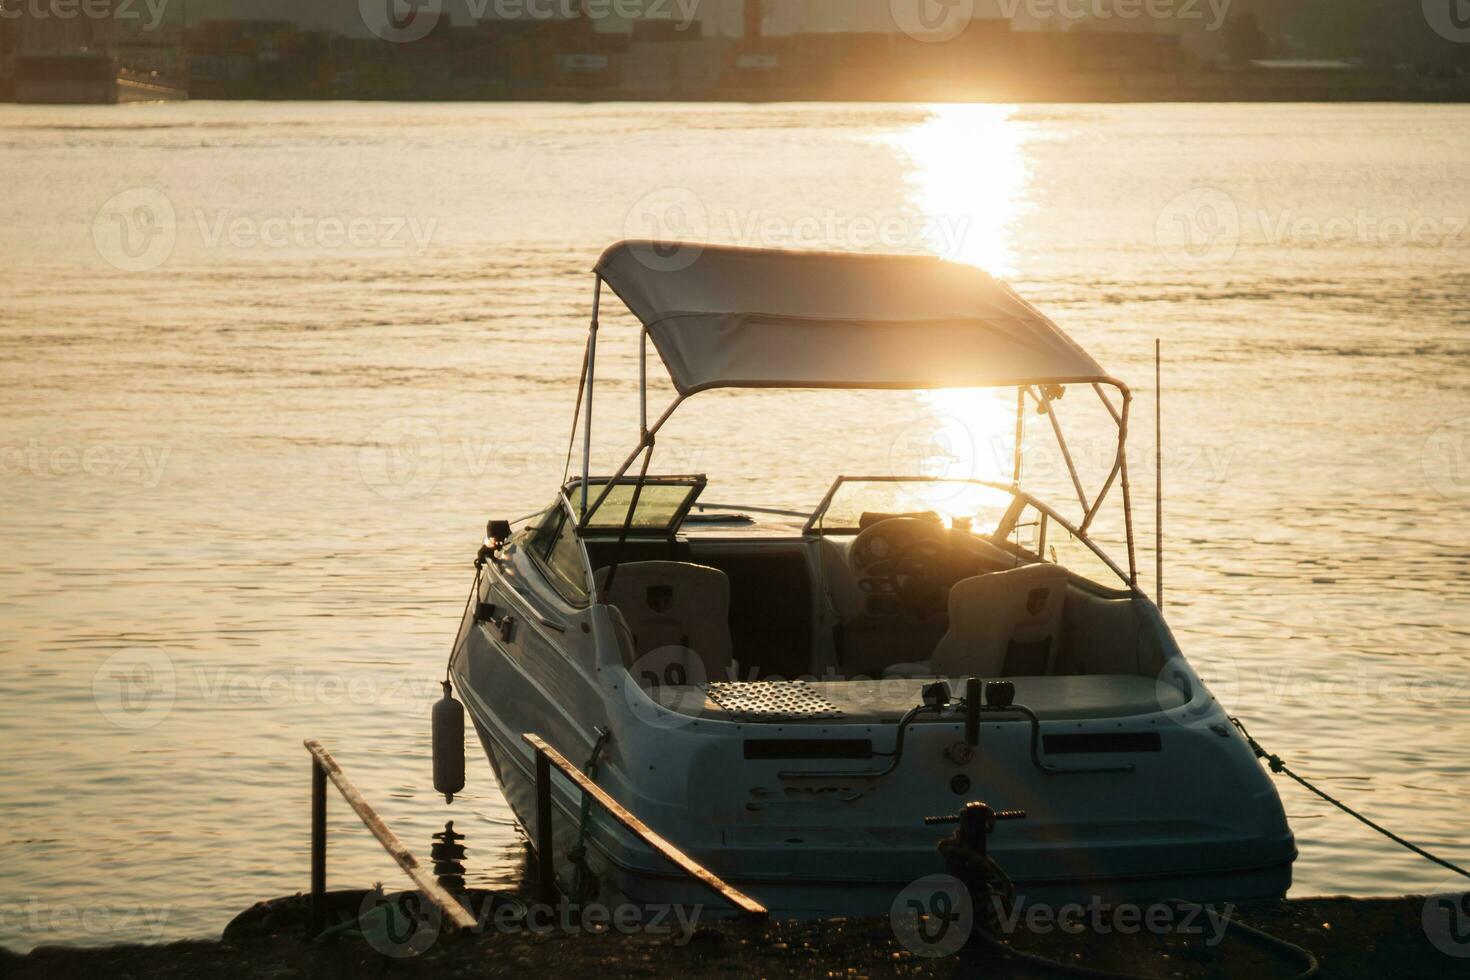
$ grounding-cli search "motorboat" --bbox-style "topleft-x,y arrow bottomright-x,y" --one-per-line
445,242 -> 1295,916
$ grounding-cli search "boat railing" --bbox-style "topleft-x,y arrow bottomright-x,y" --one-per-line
304,738 -> 477,934
522,733 -> 768,919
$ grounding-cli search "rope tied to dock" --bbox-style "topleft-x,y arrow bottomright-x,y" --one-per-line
1231,716 -> 1470,881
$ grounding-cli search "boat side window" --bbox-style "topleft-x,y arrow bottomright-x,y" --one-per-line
528,505 -> 590,603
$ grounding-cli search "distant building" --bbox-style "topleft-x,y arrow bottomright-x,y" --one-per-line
0,8 -> 16,100
619,20 -> 723,96
14,0 -> 185,103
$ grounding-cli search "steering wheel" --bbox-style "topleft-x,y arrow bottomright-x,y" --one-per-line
850,518 -> 958,617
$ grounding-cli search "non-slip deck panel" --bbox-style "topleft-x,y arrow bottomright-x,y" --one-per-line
705,681 -> 846,721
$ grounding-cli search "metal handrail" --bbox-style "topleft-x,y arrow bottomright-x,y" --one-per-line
305,739 -> 477,933
522,733 -> 768,919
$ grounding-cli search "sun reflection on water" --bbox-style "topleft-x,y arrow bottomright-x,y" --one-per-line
890,103 -> 1029,276
888,105 -> 1033,516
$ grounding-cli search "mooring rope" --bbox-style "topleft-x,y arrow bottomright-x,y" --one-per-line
444,564 -> 483,683
1231,716 -> 1470,881
568,728 -> 612,906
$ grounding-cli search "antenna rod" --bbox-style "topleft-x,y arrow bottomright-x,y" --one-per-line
1012,388 -> 1024,488
1155,338 -> 1163,610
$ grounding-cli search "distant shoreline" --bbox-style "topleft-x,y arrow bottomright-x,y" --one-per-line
6,92 -> 1470,105
9,68 -> 1470,106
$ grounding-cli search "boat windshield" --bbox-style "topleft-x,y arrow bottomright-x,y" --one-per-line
809,479 -> 1016,535
572,476 -> 707,535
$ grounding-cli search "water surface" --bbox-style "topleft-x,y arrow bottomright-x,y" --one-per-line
1,101 -> 1468,950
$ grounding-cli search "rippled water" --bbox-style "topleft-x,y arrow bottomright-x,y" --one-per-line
1,101 -> 1468,951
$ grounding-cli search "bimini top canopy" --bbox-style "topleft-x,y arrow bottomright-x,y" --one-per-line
595,242 -> 1108,395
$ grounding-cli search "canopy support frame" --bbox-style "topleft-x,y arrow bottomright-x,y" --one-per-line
578,276 -> 602,518
1032,385 -> 1090,516
572,271 -> 1142,592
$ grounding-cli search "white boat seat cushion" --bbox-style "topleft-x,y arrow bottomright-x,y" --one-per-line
595,561 -> 733,683
888,564 -> 1070,679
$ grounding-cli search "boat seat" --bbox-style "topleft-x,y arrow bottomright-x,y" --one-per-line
885,563 -> 1070,679
595,561 -> 733,683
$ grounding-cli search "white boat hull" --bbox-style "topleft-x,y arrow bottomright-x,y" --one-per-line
452,561 -> 1294,917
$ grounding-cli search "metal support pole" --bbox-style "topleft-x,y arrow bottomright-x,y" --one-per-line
639,328 -> 648,437
522,734 -> 768,917
964,677 -> 981,748
1012,388 -> 1025,488
1034,386 -> 1089,514
578,394 -> 685,530
310,758 -> 326,933
1156,339 -> 1164,610
580,278 -> 602,519
1119,393 -> 1138,587
535,748 -> 555,905
302,740 -> 477,932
